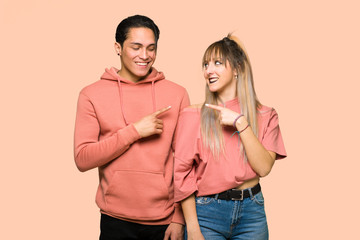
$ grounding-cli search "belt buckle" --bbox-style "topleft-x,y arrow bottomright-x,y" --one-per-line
231,189 -> 243,201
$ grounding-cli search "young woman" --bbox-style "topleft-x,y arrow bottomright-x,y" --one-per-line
174,35 -> 287,240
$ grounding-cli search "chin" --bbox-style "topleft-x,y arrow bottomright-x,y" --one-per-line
134,69 -> 150,77
208,87 -> 218,93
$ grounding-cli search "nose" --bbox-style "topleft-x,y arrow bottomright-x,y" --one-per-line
205,62 -> 215,75
139,48 -> 148,59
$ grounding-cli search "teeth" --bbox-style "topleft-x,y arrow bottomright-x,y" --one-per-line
136,62 -> 147,66
209,78 -> 218,83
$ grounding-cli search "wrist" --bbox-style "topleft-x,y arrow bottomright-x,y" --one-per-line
186,224 -> 201,233
235,116 -> 248,131
233,114 -> 244,128
185,219 -> 200,230
132,122 -> 145,138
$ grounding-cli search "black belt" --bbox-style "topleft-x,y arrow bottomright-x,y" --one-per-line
205,183 -> 261,201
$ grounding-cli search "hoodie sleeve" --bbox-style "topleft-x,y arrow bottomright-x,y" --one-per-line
171,90 -> 190,151
74,92 -> 141,172
171,203 -> 185,225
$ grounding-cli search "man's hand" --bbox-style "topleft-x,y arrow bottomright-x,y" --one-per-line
163,222 -> 184,240
133,106 -> 171,138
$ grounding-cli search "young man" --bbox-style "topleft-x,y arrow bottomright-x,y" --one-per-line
74,15 -> 189,240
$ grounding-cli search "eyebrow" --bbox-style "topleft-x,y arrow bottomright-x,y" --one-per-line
130,42 -> 156,47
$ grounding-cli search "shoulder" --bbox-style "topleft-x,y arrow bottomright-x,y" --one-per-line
156,80 -> 189,102
177,105 -> 202,135
188,103 -> 203,109
257,104 -> 280,126
179,104 -> 202,120
181,103 -> 203,113
79,79 -> 111,96
158,79 -> 187,92
258,104 -> 277,117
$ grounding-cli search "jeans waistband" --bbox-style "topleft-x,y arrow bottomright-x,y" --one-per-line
204,183 -> 261,201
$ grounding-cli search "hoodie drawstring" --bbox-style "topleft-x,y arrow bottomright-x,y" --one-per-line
117,79 -> 129,125
117,78 -> 157,126
151,81 -> 156,112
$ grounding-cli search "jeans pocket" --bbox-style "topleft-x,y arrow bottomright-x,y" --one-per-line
195,196 -> 215,205
252,191 -> 265,206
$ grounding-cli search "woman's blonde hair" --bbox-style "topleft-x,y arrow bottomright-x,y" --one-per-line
201,34 -> 261,158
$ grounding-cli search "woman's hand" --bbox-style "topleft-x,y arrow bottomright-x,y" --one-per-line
186,229 -> 205,240
205,104 -> 247,129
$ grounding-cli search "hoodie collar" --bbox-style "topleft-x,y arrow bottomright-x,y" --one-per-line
100,67 -> 165,126
101,67 -> 165,84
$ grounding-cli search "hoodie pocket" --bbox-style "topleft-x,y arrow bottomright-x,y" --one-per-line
104,170 -> 169,220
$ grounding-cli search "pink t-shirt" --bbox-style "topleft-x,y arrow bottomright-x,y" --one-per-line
174,98 -> 287,202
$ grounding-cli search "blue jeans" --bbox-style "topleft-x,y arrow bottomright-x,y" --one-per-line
188,191 -> 268,240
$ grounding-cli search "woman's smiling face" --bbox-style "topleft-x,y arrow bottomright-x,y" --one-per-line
203,56 -> 236,99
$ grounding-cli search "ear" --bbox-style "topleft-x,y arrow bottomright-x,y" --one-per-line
233,69 -> 238,78
114,42 -> 122,56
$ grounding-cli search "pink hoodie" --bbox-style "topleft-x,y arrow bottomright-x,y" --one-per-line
74,67 -> 190,225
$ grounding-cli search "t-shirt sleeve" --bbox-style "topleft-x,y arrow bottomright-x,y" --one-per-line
261,109 -> 287,160
174,109 -> 200,202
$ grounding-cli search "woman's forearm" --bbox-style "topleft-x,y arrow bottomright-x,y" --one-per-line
181,194 -> 204,239
236,119 -> 276,177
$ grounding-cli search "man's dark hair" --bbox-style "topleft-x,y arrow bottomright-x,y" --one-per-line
115,15 -> 160,47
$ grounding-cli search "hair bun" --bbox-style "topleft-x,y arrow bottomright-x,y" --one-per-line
223,36 -> 230,41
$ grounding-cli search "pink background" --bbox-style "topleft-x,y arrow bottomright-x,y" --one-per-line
1,0 -> 359,239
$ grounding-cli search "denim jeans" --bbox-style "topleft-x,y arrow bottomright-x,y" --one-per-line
188,191 -> 268,240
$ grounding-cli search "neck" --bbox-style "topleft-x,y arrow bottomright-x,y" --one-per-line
117,69 -> 151,83
217,89 -> 236,103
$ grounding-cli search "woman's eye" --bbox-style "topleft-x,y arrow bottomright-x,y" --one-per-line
215,61 -> 222,65
203,63 -> 209,68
